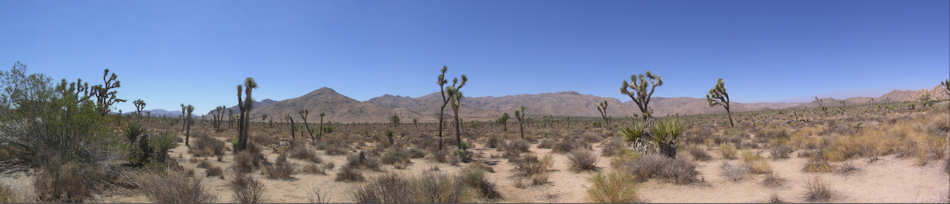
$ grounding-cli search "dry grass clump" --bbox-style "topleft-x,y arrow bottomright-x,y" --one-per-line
352,173 -> 471,203
301,164 -> 327,175
802,151 -> 832,173
231,173 -> 265,204
803,177 -> 833,202
289,144 -> 322,163
512,154 -> 554,186
537,139 -> 555,149
191,135 -> 226,160
196,160 -> 212,169
769,143 -> 792,160
335,166 -> 365,182
687,146 -> 712,161
552,138 -> 576,153
834,162 -> 859,175
380,148 -> 411,166
741,151 -> 772,174
619,154 -> 699,184
568,149 -> 599,172
263,153 -> 295,180
233,150 -> 264,173
600,136 -> 624,157
206,166 -> 224,178
457,166 -> 502,200
719,162 -> 748,182
761,173 -> 785,188
719,144 -> 738,160
34,161 -> 105,202
136,171 -> 217,203
586,171 -> 637,203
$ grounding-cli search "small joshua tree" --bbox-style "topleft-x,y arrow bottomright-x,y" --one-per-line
390,113 -> 400,128
235,77 -> 257,152
705,78 -> 733,127
133,99 -> 146,118
497,113 -> 510,131
318,112 -> 325,142
180,104 -> 187,131
436,66 -> 466,150
299,110 -> 315,143
620,71 -> 662,120
514,106 -> 526,139
287,114 -> 297,140
595,100 -> 609,127
185,104 -> 194,147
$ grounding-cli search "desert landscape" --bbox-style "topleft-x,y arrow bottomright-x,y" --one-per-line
1,1 -> 948,203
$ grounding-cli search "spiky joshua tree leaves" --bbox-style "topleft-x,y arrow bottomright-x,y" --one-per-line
133,99 -> 146,118
514,106 -> 526,139
235,77 -> 257,152
705,78 -> 734,127
620,71 -> 662,120
91,69 -> 126,115
436,66 -> 466,151
596,100 -> 609,127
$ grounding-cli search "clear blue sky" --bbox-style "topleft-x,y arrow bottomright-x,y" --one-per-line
1,0 -> 947,113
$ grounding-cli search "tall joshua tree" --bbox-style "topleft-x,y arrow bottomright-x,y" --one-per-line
133,99 -> 146,118
235,77 -> 257,152
514,106 -> 526,139
185,104 -> 194,147
299,110 -> 316,143
436,66 -> 466,150
497,113 -> 510,131
92,69 -> 126,115
620,71 -> 663,120
596,100 -> 609,126
446,84 -> 467,150
705,78 -> 734,127
180,104 -> 187,131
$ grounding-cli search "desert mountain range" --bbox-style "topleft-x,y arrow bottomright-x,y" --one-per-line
204,85 -> 948,123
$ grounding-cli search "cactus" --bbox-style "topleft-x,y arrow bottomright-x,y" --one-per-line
185,104 -> 194,147
705,78 -> 733,127
514,106 -> 526,139
436,66 -> 466,150
235,77 -> 257,152
596,100 -> 609,127
620,71 -> 662,120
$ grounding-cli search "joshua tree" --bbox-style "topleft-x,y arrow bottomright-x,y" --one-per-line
299,110 -> 316,143
185,104 -> 194,147
318,112 -> 325,141
436,66 -> 467,150
595,100 -> 609,126
91,69 -> 126,115
814,97 -> 827,114
446,78 -> 468,151
497,113 -> 510,131
235,77 -> 257,152
180,104 -> 187,131
620,71 -> 662,120
839,101 -> 847,113
210,106 -> 227,131
412,118 -> 418,128
287,114 -> 297,140
514,106 -> 526,139
705,78 -> 733,127
228,109 -> 234,128
390,113 -> 400,128
262,114 -> 269,127
133,99 -> 146,118
919,93 -> 932,108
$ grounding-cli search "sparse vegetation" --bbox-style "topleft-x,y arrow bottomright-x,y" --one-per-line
587,171 -> 637,203
568,149 -> 599,172
232,173 -> 266,204
804,177 -> 833,202
137,171 -> 217,203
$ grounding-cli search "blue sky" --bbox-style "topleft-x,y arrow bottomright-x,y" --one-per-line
1,0 -> 947,113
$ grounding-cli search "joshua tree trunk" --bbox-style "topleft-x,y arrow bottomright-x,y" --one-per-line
289,116 -> 296,140
519,122 -> 525,139
438,104 -> 447,150
454,110 -> 462,150
318,114 -> 324,142
726,107 -> 734,127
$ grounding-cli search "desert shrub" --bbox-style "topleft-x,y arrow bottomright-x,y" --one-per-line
803,177 -> 833,202
741,151 -> 772,174
587,171 -> 637,203
233,150 -> 262,173
600,137 -> 623,157
308,187 -> 330,204
503,139 -> 531,154
289,145 -> 322,163
620,154 -> 699,184
231,173 -> 265,204
802,152 -> 832,173
335,166 -> 365,182
486,135 -> 501,148
150,131 -> 179,163
353,173 -> 470,203
687,146 -> 711,161
137,171 -> 217,203
769,143 -> 792,160
196,160 -> 212,169
301,164 -> 326,175
325,144 -> 347,155
381,148 -> 411,165
457,166 -> 501,200
719,162 -> 747,182
407,148 -> 426,159
552,139 -> 576,153
193,135 -> 226,160
513,154 -> 552,178
568,149 -> 599,172
206,166 -> 223,178
537,139 -> 555,149
34,161 -> 105,202
719,144 -> 737,160
249,135 -> 278,149
346,152 -> 380,171
352,174 -> 413,203
264,153 -> 294,180
610,148 -> 640,170
411,173 -> 470,203
761,173 -> 785,188
834,162 -> 859,175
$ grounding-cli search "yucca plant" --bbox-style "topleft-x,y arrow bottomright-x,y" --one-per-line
649,118 -> 685,158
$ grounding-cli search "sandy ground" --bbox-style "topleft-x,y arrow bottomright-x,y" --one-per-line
3,136 -> 947,203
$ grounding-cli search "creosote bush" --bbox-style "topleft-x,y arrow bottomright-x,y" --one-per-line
264,153 -> 295,180
34,161 -> 106,202
568,149 -> 599,172
803,177 -> 833,202
137,171 -> 217,203
231,173 -> 265,204
619,154 -> 699,184
352,173 -> 471,203
335,166 -> 365,182
688,146 -> 712,161
289,144 -> 322,163
719,144 -> 738,160
457,166 -> 502,200
587,171 -> 637,203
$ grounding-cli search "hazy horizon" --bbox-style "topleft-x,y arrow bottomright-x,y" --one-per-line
2,0 -> 947,113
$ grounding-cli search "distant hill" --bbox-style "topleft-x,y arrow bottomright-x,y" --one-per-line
208,84 -> 948,123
